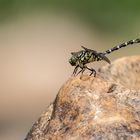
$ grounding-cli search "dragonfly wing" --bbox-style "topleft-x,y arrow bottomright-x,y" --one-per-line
99,53 -> 111,64
81,46 -> 97,53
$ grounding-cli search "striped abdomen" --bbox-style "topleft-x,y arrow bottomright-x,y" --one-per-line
103,38 -> 140,55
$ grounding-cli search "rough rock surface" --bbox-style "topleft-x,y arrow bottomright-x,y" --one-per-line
99,56 -> 140,90
25,56 -> 140,140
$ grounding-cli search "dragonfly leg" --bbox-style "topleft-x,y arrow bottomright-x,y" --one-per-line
72,65 -> 79,76
85,66 -> 96,77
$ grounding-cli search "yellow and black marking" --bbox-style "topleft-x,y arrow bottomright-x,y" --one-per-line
69,38 -> 140,76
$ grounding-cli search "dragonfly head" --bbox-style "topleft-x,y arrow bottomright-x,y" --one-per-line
69,52 -> 78,66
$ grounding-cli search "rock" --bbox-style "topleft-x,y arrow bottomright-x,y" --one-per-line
99,56 -> 140,90
25,56 -> 140,140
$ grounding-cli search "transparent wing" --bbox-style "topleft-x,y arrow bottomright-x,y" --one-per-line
98,53 -> 111,64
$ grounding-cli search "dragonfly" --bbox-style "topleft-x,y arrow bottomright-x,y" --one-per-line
69,38 -> 140,76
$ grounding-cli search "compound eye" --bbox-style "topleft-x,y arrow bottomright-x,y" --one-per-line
69,57 -> 76,66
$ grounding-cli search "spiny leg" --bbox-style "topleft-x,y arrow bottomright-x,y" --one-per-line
76,65 -> 86,76
72,65 -> 79,76
76,65 -> 96,77
85,66 -> 96,76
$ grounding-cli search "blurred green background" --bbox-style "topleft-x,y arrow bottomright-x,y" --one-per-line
0,0 -> 140,140
1,0 -> 140,35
